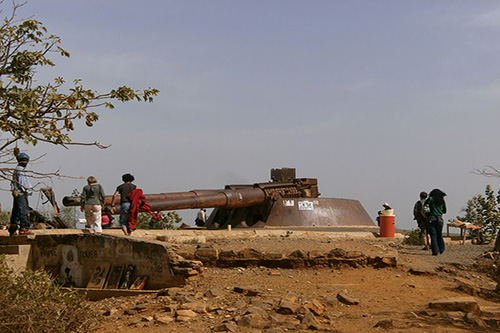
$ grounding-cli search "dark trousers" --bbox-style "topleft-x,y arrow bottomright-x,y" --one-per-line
10,194 -> 30,235
427,216 -> 445,255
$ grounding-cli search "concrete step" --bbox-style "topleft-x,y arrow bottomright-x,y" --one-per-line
0,235 -> 32,245
0,245 -> 20,254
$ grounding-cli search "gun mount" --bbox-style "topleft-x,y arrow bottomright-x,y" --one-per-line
62,168 -> 374,229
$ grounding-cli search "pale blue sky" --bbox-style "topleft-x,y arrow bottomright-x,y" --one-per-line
4,1 -> 500,229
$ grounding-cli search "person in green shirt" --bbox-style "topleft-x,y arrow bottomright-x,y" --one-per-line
425,189 -> 447,255
80,176 -> 106,234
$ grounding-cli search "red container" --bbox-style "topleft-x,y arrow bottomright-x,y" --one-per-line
379,215 -> 395,237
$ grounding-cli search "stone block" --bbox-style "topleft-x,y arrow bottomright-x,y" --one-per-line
238,248 -> 263,259
194,247 -> 218,260
429,297 -> 480,314
219,250 -> 238,259
263,252 -> 284,260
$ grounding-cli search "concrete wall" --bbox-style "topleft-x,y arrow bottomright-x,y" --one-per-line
29,234 -> 184,289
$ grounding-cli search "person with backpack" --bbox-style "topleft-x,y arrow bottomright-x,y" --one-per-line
80,176 -> 106,234
413,191 -> 430,250
425,189 -> 447,256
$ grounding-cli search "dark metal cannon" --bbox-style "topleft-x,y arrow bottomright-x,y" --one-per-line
62,168 -> 374,229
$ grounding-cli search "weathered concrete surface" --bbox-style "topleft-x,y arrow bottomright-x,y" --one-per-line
2,244 -> 32,272
28,234 -> 185,289
1,226 -> 400,242
191,245 -> 398,269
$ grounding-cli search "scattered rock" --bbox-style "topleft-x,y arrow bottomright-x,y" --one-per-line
233,300 -> 247,309
204,287 -> 225,298
301,312 -> 319,329
155,314 -> 174,325
233,286 -> 260,296
464,312 -> 488,327
214,322 -> 238,332
441,311 -> 465,321
276,299 -> 299,315
304,299 -> 325,316
245,306 -> 269,317
180,301 -> 207,313
455,277 -> 480,295
103,308 -> 119,316
132,303 -> 148,311
373,319 -> 393,328
175,309 -> 197,318
236,313 -> 268,328
336,291 -> 359,305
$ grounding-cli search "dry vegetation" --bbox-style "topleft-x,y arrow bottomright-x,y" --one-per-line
0,257 -> 100,333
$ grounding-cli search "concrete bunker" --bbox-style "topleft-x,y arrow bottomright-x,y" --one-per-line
16,234 -> 185,290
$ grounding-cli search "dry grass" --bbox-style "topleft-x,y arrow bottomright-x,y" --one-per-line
0,257 -> 100,333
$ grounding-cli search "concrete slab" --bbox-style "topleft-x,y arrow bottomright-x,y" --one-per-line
4,244 -> 32,272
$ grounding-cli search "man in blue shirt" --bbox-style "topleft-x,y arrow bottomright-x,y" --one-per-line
9,152 -> 33,236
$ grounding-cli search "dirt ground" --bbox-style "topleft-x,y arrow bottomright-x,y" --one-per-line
92,235 -> 500,332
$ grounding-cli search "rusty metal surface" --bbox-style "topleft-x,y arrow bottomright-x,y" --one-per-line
62,190 -> 222,207
265,198 -> 375,227
140,188 -> 267,210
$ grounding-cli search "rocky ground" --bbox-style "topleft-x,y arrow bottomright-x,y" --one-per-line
92,235 -> 500,332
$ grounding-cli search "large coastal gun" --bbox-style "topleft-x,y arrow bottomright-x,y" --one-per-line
62,168 -> 374,229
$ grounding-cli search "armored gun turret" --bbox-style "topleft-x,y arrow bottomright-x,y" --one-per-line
62,168 -> 374,229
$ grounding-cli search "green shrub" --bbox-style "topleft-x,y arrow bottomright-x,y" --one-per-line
0,256 -> 99,332
402,229 -> 423,245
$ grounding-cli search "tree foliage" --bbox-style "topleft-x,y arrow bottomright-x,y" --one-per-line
0,1 -> 158,185
457,184 -> 500,244
135,211 -> 182,230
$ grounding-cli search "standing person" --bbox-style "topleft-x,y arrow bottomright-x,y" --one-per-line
425,189 -> 447,256
110,173 -> 137,236
376,203 -> 393,226
80,176 -> 106,234
9,152 -> 33,236
195,208 -> 207,227
413,191 -> 430,250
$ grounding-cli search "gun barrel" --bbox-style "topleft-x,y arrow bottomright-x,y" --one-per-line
62,188 -> 266,211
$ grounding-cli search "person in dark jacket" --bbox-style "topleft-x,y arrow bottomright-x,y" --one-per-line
413,191 -> 429,250
111,173 -> 137,236
425,189 -> 447,256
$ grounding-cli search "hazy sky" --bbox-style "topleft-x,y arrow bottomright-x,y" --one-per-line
3,1 -> 500,230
